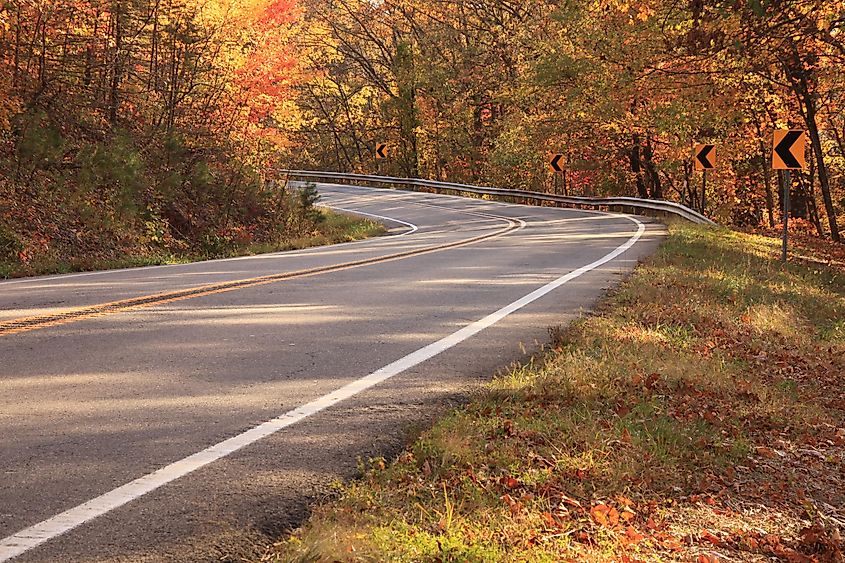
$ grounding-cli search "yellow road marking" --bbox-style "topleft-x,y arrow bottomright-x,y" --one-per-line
0,215 -> 522,338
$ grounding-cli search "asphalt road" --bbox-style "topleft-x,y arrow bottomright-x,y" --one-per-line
0,184 -> 664,561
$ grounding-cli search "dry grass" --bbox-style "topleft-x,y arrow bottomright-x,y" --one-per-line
262,223 -> 845,563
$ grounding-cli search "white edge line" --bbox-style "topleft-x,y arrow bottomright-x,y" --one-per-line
0,216 -> 646,562
319,205 -> 419,237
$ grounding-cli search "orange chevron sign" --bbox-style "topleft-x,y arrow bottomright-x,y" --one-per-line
694,144 -> 715,171
772,130 -> 806,170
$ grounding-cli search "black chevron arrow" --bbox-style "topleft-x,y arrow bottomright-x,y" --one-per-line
550,154 -> 564,172
376,144 -> 387,159
775,130 -> 803,169
696,145 -> 715,169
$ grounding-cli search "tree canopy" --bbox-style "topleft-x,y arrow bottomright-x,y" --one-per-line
1,0 -> 844,268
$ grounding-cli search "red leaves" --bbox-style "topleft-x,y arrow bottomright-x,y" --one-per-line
623,525 -> 645,544
259,0 -> 299,29
755,446 -> 780,459
699,529 -> 721,545
797,522 -> 844,560
502,419 -> 515,437
631,372 -> 662,389
501,493 -> 521,514
589,500 -> 645,548
591,503 -> 620,528
499,475 -> 520,489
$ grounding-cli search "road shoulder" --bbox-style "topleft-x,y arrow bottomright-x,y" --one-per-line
267,222 -> 845,562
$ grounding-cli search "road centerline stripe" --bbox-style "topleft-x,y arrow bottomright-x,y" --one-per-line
0,207 -> 521,338
0,215 -> 645,562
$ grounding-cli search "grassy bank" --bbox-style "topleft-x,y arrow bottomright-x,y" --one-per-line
0,211 -> 385,279
264,223 -> 845,562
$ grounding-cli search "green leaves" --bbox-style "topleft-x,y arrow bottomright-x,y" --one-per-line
749,0 -> 767,18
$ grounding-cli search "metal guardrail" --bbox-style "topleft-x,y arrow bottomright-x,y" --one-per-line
281,170 -> 717,226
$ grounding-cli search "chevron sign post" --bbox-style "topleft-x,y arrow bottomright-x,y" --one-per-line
693,144 -> 715,213
693,144 -> 715,171
772,130 -> 806,263
549,154 -> 566,195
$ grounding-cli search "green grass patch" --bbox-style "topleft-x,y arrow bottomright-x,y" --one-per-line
262,223 -> 845,562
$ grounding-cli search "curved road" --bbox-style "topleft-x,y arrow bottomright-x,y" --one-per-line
0,185 -> 664,561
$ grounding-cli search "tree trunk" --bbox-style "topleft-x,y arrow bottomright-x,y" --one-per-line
13,3 -> 21,86
395,39 -> 419,179
803,153 -> 823,236
787,45 -> 841,241
804,104 -> 840,241
109,0 -> 124,124
630,133 -> 648,198
682,161 -> 692,208
752,117 -> 775,227
643,135 -> 662,199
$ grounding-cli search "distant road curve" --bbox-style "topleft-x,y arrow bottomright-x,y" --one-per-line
0,184 -> 664,562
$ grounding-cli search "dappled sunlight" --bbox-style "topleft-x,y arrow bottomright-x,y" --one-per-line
513,230 -> 643,243
415,274 -> 555,287
274,223 -> 843,562
0,270 -> 258,292
0,371 -> 352,419
0,306 -> 84,321
149,303 -> 354,328
524,214 -> 642,226
612,324 -> 673,346
0,184 -> 664,561
0,371 -> 151,390
744,303 -> 809,341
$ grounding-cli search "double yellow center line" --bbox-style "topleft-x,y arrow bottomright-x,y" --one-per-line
0,214 -> 523,338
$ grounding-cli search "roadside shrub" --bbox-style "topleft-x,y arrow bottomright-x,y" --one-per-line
0,224 -> 22,262
12,111 -> 65,180
299,181 -> 324,223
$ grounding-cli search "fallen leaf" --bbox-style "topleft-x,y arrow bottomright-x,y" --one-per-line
625,525 -> 645,543
608,506 -> 620,527
591,504 -> 610,526
701,529 -> 721,545
501,494 -> 522,514
561,494 -> 583,509
617,495 -> 634,507
501,476 -> 519,489
756,446 -> 777,459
